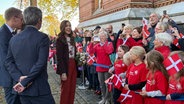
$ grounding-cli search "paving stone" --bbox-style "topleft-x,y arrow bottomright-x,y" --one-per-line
0,64 -> 100,104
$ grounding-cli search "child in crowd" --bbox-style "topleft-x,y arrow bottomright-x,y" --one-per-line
123,52 -> 132,66
124,46 -> 148,104
140,50 -> 169,104
165,51 -> 184,104
108,45 -> 129,104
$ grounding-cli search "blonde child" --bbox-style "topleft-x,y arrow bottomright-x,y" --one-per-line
124,46 -> 148,104
165,51 -> 184,104
140,50 -> 169,104
123,52 -> 132,66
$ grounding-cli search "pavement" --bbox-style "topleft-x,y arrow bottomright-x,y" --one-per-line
0,64 -> 101,104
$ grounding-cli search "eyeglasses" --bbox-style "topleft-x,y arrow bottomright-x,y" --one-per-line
155,27 -> 162,31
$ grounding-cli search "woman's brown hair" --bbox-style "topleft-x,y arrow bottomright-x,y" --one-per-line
133,26 -> 142,34
58,20 -> 75,46
146,50 -> 169,80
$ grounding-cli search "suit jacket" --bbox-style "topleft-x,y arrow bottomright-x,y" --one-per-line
5,26 -> 51,96
0,24 -> 13,87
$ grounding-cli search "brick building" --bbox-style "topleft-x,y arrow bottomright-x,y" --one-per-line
78,0 -> 184,32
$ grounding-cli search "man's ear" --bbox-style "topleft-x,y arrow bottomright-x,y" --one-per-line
38,18 -> 42,23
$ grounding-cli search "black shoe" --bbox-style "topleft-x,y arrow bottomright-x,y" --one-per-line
87,87 -> 92,90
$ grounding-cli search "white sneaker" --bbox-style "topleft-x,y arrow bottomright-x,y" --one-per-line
105,100 -> 110,104
98,99 -> 105,104
85,80 -> 89,85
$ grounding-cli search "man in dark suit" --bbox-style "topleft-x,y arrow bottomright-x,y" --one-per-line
0,7 -> 23,104
5,6 -> 55,104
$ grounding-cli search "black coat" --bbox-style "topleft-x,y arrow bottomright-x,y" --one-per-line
0,24 -> 13,87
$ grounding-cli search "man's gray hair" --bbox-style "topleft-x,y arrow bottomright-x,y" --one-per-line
23,6 -> 42,26
98,28 -> 109,38
150,12 -> 161,19
155,32 -> 173,47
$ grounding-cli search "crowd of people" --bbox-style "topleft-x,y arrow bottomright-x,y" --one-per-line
0,6 -> 184,104
62,12 -> 184,104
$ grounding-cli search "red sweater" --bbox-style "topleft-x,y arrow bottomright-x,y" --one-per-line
88,41 -> 114,72
127,63 -> 148,85
155,46 -> 171,60
126,63 -> 148,104
144,70 -> 168,104
114,59 -> 127,76
133,38 -> 144,47
116,37 -> 135,50
165,76 -> 184,104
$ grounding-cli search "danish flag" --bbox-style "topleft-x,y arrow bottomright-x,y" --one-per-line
105,75 -> 114,92
87,54 -> 96,65
163,53 -> 184,76
112,74 -> 123,90
48,49 -> 56,60
173,33 -> 184,49
142,17 -> 150,38
117,90 -> 132,103
48,49 -> 57,70
76,43 -> 83,53
53,64 -> 57,70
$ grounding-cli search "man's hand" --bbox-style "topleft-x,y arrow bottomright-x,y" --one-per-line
171,27 -> 180,39
108,68 -> 114,74
142,38 -> 148,46
140,90 -> 147,97
124,84 -> 129,90
166,94 -> 171,100
19,76 -> 27,82
13,82 -> 25,93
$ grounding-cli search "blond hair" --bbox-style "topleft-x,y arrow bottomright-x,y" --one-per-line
129,46 -> 146,60
124,24 -> 133,31
123,52 -> 132,66
156,22 -> 169,32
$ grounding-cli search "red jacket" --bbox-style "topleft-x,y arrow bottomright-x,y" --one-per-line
88,41 -> 114,72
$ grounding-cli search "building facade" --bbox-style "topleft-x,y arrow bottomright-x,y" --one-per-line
78,0 -> 184,32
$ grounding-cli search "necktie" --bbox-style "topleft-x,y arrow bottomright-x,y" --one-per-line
11,31 -> 16,35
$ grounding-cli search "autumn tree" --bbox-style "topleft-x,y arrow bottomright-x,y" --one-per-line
15,0 -> 78,36
0,15 -> 5,26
